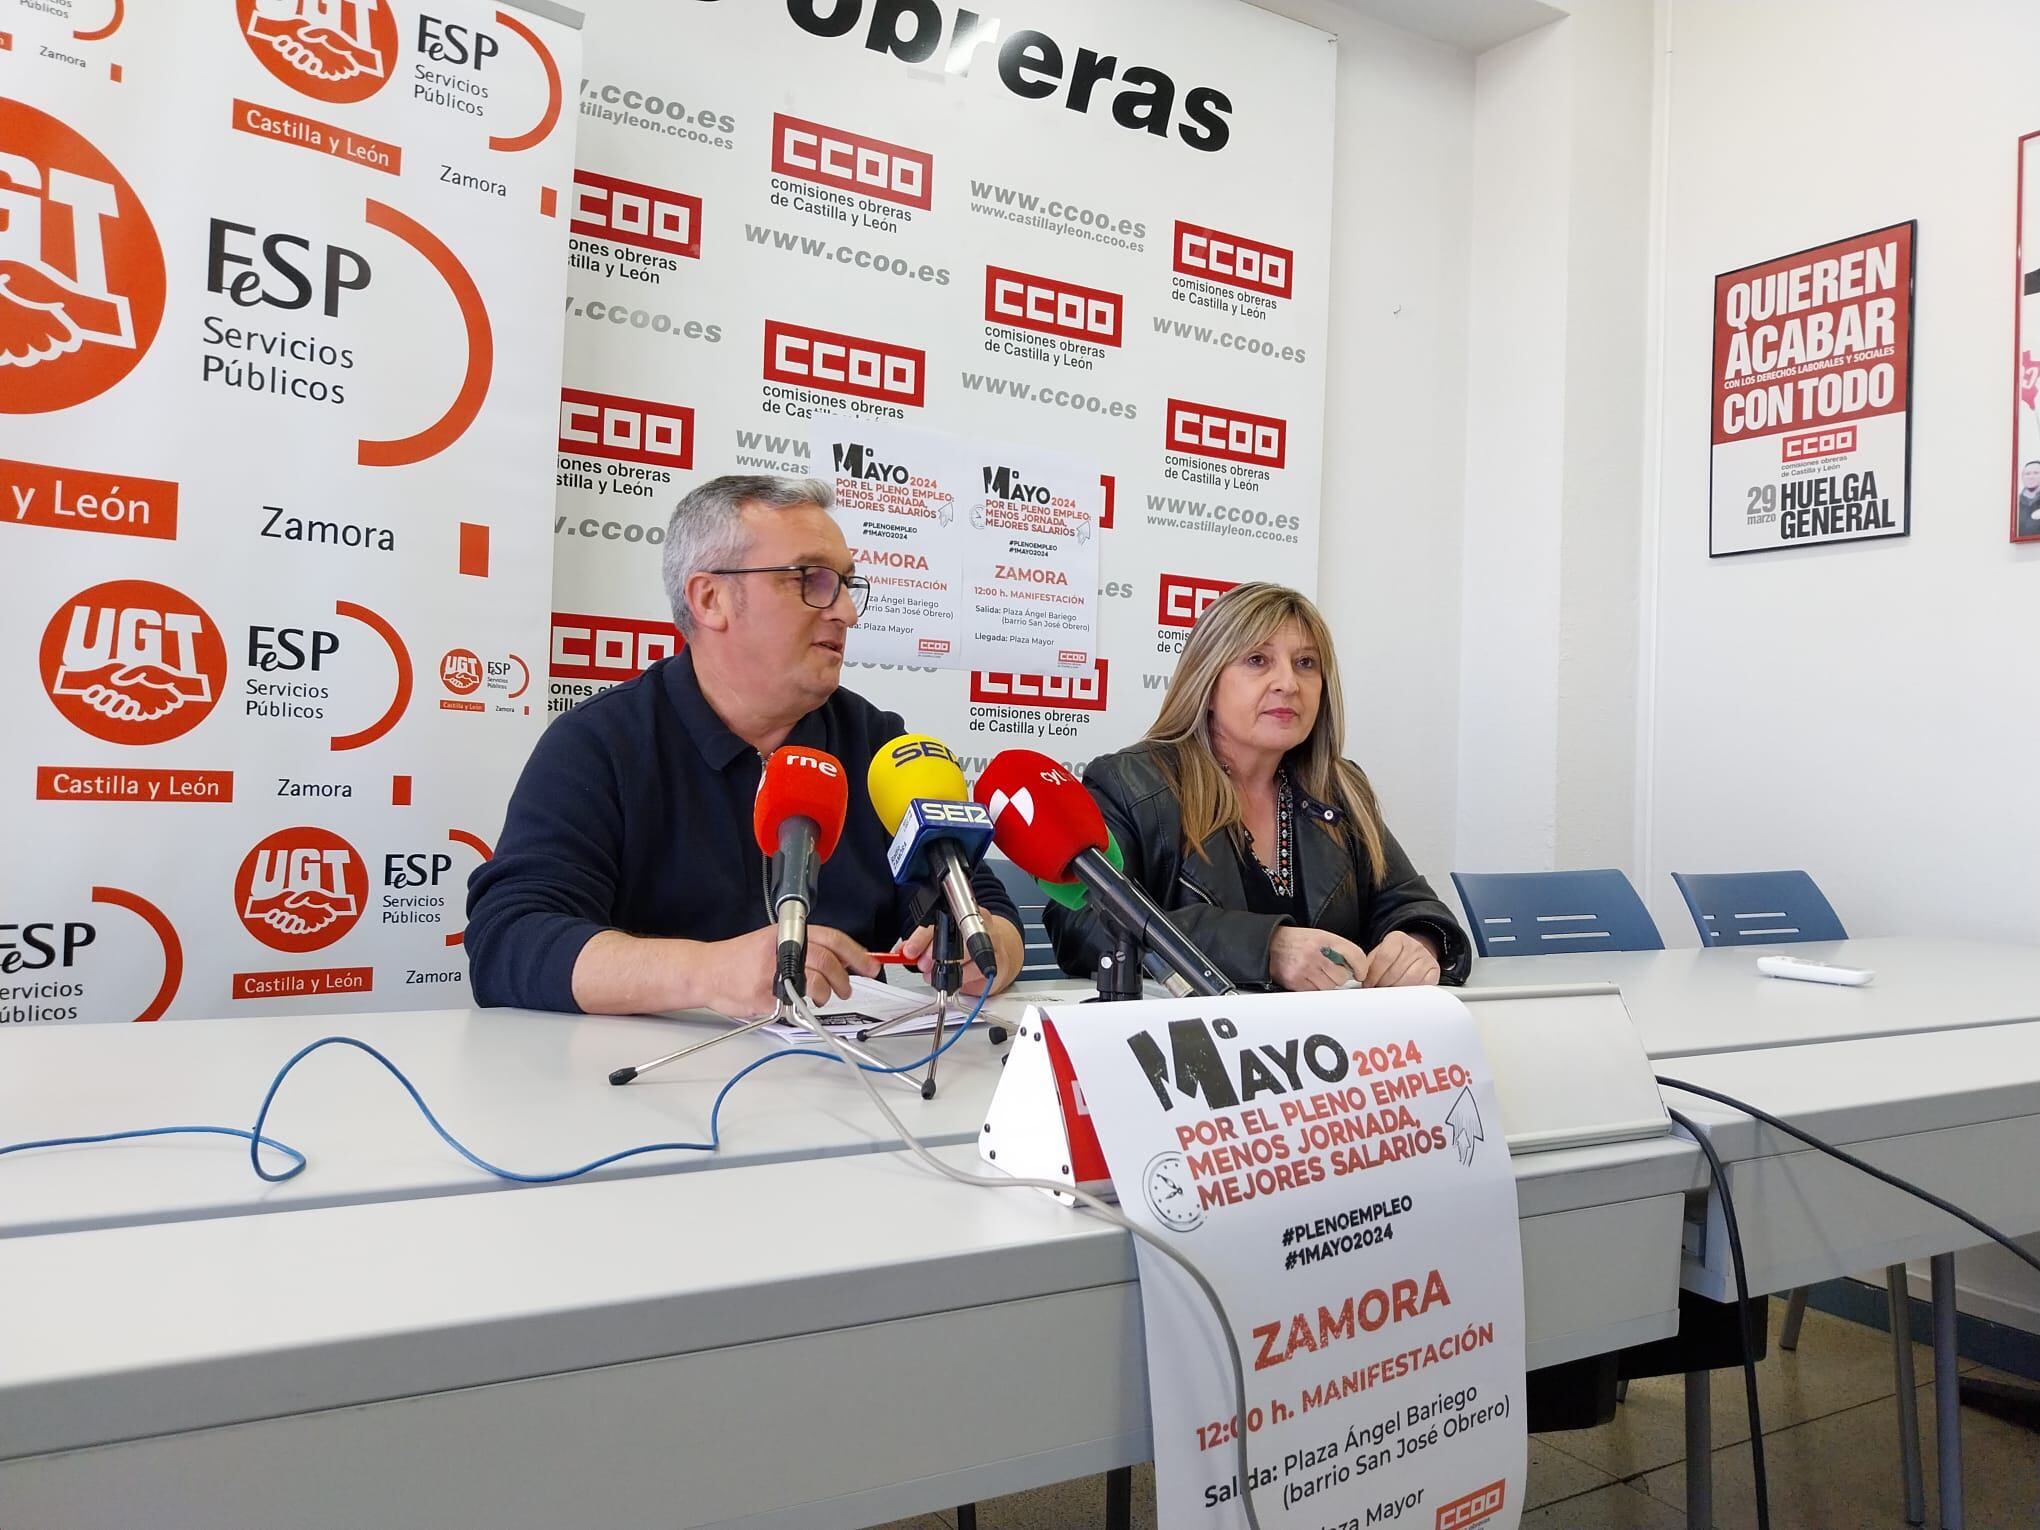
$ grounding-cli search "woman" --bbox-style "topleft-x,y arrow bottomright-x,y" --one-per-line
1044,583 -> 1469,990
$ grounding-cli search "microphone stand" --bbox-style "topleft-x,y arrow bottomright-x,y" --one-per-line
1084,914 -> 1144,1530
607,988 -> 911,1086
857,906 -> 960,1100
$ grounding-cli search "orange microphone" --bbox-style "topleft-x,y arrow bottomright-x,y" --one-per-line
754,746 -> 849,1000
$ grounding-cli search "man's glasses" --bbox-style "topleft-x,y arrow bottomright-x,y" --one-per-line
707,564 -> 872,615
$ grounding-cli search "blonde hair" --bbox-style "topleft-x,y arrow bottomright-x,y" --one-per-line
1142,583 -> 1388,883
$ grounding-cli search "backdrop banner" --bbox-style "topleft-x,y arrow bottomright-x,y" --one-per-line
1,0 -> 581,1023
551,0 -> 1336,779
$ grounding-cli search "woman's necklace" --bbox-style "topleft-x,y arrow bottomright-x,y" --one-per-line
1243,768 -> 1296,897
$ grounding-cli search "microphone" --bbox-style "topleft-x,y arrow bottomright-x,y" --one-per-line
753,746 -> 850,999
1030,830 -> 1196,998
868,734 -> 999,985
973,750 -> 1235,997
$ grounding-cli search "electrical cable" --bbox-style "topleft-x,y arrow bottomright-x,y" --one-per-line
1656,1076 -> 2040,1279
0,996 -> 987,1187
782,983 -> 1269,1530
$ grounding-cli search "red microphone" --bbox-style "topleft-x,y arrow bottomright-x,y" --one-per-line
973,750 -> 1233,997
970,750 -> 1106,882
755,747 -> 849,998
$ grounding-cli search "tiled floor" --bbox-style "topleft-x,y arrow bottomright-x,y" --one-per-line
874,1307 -> 2038,1528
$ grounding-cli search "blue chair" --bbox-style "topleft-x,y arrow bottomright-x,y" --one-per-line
1449,869 -> 1663,957
985,858 -> 1066,982
1671,869 -> 1846,946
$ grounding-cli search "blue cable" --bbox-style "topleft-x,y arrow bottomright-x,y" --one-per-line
0,988 -> 990,1187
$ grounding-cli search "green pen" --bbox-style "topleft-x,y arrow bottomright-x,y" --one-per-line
1321,946 -> 1364,987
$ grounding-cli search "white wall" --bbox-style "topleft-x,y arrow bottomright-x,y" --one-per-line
1276,0 -> 1478,886
1454,0 -> 1655,881
1640,0 -> 2040,1334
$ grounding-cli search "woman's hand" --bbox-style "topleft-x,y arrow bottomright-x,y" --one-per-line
1365,929 -> 1442,988
1268,927 -> 1370,991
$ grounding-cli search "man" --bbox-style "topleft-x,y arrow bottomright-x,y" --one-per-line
467,474 -> 1024,1017
2020,460 -> 2040,539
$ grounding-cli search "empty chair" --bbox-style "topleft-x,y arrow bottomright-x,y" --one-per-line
1671,869 -> 1846,946
1449,869 -> 1664,957
985,858 -> 1066,982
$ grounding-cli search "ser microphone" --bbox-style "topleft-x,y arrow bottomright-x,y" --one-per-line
868,734 -> 999,985
754,746 -> 850,999
973,749 -> 1234,997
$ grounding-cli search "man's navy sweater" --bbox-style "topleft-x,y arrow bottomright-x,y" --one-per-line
465,649 -> 1017,1012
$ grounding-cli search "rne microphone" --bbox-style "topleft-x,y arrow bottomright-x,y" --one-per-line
973,749 -> 1234,997
754,746 -> 850,999
868,734 -> 999,985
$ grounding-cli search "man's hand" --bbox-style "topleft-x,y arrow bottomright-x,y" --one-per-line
694,925 -> 878,1016
1364,929 -> 1442,989
900,913 -> 1024,996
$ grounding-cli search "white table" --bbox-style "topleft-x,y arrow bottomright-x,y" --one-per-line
0,992 -> 1068,1239
1472,940 -> 2040,1529
0,1138 -> 1698,1529
1468,935 -> 2040,1057
0,982 -> 1698,1529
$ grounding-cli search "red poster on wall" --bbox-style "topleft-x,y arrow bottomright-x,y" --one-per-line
1710,222 -> 1916,556
2013,134 -> 2040,541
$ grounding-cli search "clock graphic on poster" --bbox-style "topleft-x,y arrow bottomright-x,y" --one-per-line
1142,1150 -> 1203,1233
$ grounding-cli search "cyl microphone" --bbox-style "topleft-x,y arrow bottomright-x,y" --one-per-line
754,746 -> 849,1000
868,734 -> 999,985
973,749 -> 1233,997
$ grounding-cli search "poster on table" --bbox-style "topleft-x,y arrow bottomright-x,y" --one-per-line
810,414 -> 1101,673
548,0 -> 1334,778
0,0 -> 580,1024
2013,132 -> 2040,541
1710,221 -> 1915,556
1052,987 -> 1526,1530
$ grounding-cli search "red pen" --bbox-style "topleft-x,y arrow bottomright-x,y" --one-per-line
872,951 -> 917,966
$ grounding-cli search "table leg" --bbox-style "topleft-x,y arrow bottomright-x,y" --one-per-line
1685,1368 -> 1711,1528
1886,1264 -> 1925,1526
1932,1252 -> 1962,1530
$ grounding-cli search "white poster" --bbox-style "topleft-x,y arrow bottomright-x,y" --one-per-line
1,0 -> 580,1022
813,414 -> 966,668
548,0 -> 1335,776
1052,988 -> 1526,1530
812,414 -> 1101,672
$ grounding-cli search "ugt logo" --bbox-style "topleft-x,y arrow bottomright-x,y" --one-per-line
238,0 -> 401,104
236,826 -> 369,952
0,102 -> 166,413
40,580 -> 229,745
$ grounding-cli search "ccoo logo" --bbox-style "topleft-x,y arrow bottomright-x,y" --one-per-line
238,0 -> 402,104
235,826 -> 369,952
40,581 -> 229,745
0,101 -> 167,414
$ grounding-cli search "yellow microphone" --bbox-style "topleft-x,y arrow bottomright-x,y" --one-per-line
867,734 -> 971,832
868,733 -> 998,985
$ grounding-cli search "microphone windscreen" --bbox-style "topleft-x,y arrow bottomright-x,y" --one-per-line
971,749 -> 1108,882
1035,828 -> 1124,911
754,746 -> 849,861
867,734 -> 971,832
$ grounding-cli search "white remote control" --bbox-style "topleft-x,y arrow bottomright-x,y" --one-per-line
1756,954 -> 1874,986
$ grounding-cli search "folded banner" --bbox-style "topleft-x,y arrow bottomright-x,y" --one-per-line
1051,988 -> 1526,1530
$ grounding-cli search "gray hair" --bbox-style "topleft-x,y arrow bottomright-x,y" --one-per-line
661,474 -> 834,634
